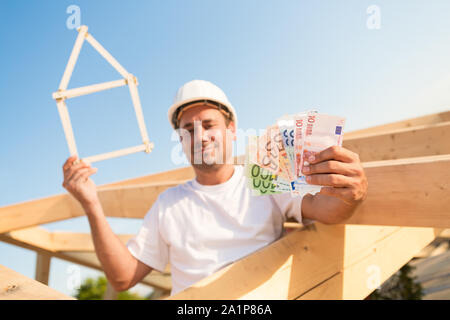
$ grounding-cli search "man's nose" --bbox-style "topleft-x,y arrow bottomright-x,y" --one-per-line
193,125 -> 212,143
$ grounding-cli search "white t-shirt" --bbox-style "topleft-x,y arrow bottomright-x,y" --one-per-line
126,165 -> 304,295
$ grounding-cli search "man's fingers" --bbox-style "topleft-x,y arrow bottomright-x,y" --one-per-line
303,160 -> 356,176
77,168 -> 98,183
307,146 -> 358,165
64,161 -> 91,181
67,167 -> 96,184
319,186 -> 363,206
319,187 -> 351,202
63,155 -> 78,171
306,173 -> 354,187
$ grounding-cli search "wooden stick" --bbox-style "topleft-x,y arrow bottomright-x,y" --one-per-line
55,99 -> 78,156
58,25 -> 88,90
53,79 -> 128,100
85,32 -> 129,78
127,74 -> 150,147
82,144 -> 150,164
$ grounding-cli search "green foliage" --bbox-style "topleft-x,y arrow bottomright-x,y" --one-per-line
368,263 -> 423,300
74,276 -> 147,300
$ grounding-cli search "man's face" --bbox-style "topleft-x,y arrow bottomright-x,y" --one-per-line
178,104 -> 236,169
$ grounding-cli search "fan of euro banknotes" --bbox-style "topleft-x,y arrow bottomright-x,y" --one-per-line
245,110 -> 345,197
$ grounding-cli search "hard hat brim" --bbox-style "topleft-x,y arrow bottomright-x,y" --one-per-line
168,97 -> 237,129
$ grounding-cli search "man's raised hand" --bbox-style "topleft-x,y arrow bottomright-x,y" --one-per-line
62,155 -> 99,207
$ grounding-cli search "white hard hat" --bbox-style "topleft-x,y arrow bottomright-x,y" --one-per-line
168,80 -> 237,129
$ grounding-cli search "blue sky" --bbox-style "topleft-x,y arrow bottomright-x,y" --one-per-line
1,0 -> 449,297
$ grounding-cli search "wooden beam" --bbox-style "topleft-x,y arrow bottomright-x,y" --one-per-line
0,227 -> 172,291
437,229 -> 450,239
35,253 -> 51,285
345,110 -> 450,139
0,264 -> 74,300
168,224 -> 400,299
345,154 -> 450,228
0,226 -> 55,252
169,223 -> 346,300
298,227 -> 442,300
343,121 -> 450,162
0,194 -> 84,234
50,231 -> 133,252
169,223 -> 440,300
0,180 -> 184,233
1,109 -> 447,231
3,152 -> 447,233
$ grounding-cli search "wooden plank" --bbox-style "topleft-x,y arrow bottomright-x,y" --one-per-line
169,223 -> 438,300
345,155 -> 450,228
343,121 -> 450,162
298,227 -> 442,300
98,166 -> 195,189
169,224 -> 403,300
0,180 -> 184,233
0,226 -> 55,252
98,180 -> 188,219
0,194 -> 85,234
0,264 -> 74,300
51,231 -> 133,252
170,223 -> 346,300
344,110 -> 450,139
35,253 -> 51,285
437,229 -> 450,239
0,228 -> 172,291
2,153 -> 447,233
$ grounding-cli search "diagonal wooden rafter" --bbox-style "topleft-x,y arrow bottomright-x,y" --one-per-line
1,110 -> 449,299
297,226 -> 443,300
1,153 -> 448,234
344,110 -> 450,139
168,223 -> 443,299
343,121 -> 450,162
0,227 -> 171,291
1,111 -> 448,233
0,264 -> 75,300
346,154 -> 450,228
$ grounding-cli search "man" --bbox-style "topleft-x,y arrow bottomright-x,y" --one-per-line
62,80 -> 368,295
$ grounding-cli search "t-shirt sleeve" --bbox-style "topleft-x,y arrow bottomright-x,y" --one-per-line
271,192 -> 304,224
126,198 -> 169,273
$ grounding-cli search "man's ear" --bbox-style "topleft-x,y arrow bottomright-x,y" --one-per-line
227,121 -> 237,141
